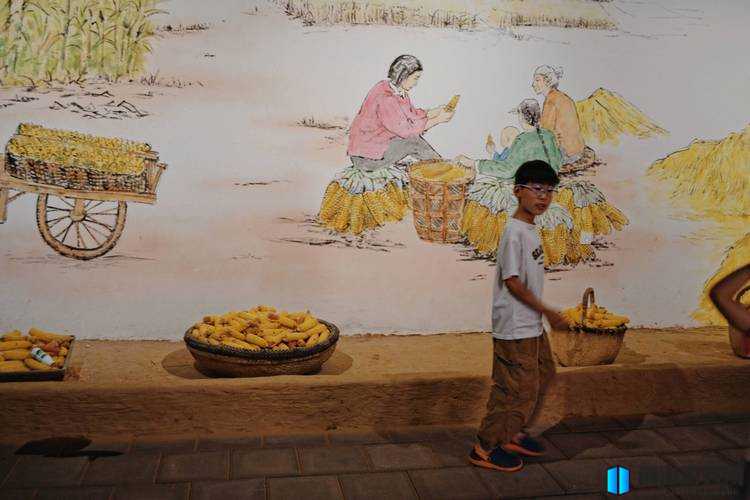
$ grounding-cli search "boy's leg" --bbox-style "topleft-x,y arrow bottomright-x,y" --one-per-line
523,331 -> 557,435
476,338 -> 539,452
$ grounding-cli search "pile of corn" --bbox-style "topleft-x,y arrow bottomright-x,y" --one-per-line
561,303 -> 630,329
554,181 -> 629,236
188,306 -> 331,351
576,87 -> 668,146
19,123 -> 152,153
411,161 -> 469,183
648,125 -> 750,215
318,181 -> 407,234
0,328 -> 73,372
7,135 -> 146,175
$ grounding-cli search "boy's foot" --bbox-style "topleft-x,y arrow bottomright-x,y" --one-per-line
502,435 -> 546,457
469,444 -> 523,472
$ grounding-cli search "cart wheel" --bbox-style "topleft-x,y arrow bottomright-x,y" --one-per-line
36,195 -> 127,260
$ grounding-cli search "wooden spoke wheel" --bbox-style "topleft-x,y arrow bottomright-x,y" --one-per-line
36,195 -> 127,260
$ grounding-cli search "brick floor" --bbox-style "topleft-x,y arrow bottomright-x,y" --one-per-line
655,425 -> 736,451
1,413 -> 746,499
477,463 -> 565,497
111,483 -> 190,500
35,486 -> 113,500
82,452 -> 160,485
338,471 -> 416,500
364,443 -> 439,470
662,451 -> 743,485
157,450 -> 229,482
4,456 -> 88,488
196,435 -> 262,452
231,448 -> 299,478
190,478 -> 266,500
299,446 -> 371,475
409,467 -> 491,500
267,475 -> 343,500
542,458 -> 610,493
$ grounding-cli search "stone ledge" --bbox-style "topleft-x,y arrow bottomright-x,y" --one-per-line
1,328 -> 749,437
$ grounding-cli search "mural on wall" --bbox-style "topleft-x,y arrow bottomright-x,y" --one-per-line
0,0 -> 747,337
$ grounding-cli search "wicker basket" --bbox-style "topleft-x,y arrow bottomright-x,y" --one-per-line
4,133 -> 166,194
183,320 -> 340,377
550,288 -> 627,367
407,160 -> 475,243
728,286 -> 750,358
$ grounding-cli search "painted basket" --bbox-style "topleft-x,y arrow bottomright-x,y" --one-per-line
550,288 -> 627,367
407,160 -> 475,243
183,320 -> 340,377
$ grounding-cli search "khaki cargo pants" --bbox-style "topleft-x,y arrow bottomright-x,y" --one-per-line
477,332 -> 556,450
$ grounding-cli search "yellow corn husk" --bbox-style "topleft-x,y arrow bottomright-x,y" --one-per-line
461,201 -> 478,234
1,330 -> 24,341
554,188 -> 574,213
590,204 -> 612,235
19,123 -> 152,153
602,203 -> 629,230
318,182 -> 341,222
8,135 -> 146,175
541,228 -> 563,265
332,195 -> 352,232
575,88 -> 668,146
25,358 -> 53,371
0,360 -> 29,372
580,244 -> 595,261
580,206 -> 594,235
349,194 -> 366,234
363,191 -> 387,225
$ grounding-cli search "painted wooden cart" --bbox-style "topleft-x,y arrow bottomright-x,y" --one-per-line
1,126 -> 166,260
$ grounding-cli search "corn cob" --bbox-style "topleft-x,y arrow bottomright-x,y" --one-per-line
349,194 -> 366,234
19,123 -> 151,153
363,191 -> 387,225
318,182 -> 341,222
590,204 -> 612,235
0,360 -> 29,372
24,358 -> 53,371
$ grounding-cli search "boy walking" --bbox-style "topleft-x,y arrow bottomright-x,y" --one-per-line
470,160 -> 569,472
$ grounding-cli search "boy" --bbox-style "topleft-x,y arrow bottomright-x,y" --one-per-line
469,160 -> 570,472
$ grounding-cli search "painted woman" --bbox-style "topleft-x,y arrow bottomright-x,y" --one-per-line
319,55 -> 454,234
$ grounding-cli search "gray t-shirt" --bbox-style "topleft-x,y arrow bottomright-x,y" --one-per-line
492,217 -> 545,340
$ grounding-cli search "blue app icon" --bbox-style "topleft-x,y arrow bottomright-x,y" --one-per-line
607,466 -> 630,495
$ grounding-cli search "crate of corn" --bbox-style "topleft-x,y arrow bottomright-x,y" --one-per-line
4,124 -> 165,194
184,305 -> 339,377
0,328 -> 75,382
407,160 -> 475,243
550,287 -> 630,367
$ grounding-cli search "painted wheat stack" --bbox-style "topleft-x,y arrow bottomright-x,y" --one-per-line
648,125 -> 750,216
0,0 -> 165,86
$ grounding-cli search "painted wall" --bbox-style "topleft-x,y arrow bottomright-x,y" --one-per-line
1,0 -> 748,339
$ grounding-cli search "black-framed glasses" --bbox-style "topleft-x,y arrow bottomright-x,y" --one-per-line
518,184 -> 558,196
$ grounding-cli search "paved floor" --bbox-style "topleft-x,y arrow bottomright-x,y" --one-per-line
0,412 -> 747,499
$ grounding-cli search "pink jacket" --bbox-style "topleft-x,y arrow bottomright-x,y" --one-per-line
347,80 -> 428,159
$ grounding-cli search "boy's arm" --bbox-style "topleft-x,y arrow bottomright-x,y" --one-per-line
504,277 -> 569,331
709,264 -> 750,334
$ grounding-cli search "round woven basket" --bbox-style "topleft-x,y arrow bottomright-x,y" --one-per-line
407,159 -> 475,243
183,319 -> 340,377
728,286 -> 750,358
550,288 -> 627,367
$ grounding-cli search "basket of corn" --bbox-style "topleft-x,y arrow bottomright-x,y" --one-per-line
550,287 -> 630,367
183,306 -> 339,377
0,328 -> 75,382
407,159 -> 475,243
4,123 -> 166,194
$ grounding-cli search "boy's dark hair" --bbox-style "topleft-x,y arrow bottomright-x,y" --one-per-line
514,160 -> 559,186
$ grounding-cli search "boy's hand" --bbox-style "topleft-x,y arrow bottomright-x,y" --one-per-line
545,310 -> 570,331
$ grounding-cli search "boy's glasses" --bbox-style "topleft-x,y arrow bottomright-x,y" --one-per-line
518,184 -> 558,196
